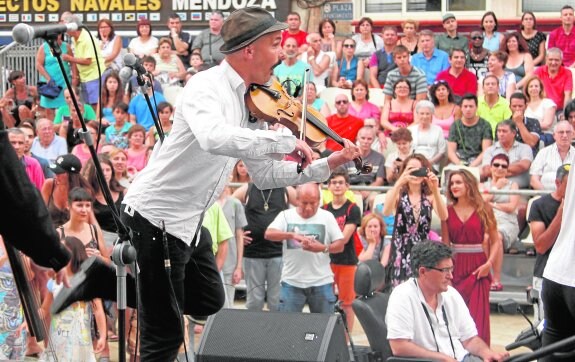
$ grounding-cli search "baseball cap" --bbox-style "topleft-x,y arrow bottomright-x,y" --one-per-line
50,154 -> 82,174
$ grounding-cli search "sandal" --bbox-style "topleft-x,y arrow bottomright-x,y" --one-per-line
490,283 -> 503,292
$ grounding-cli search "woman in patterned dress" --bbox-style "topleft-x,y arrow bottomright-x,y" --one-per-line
382,154 -> 448,287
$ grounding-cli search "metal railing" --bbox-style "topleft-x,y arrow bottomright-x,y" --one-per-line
0,40 -> 43,96
228,182 -> 551,197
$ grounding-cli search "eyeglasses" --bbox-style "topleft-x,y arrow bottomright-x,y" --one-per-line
433,80 -> 448,85
492,162 -> 509,169
426,266 -> 454,274
343,44 -> 355,48
335,100 -> 349,105
472,36 -> 483,40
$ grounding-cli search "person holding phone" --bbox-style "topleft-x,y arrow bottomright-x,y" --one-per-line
382,153 -> 448,288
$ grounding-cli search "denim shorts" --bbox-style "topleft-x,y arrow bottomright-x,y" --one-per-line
279,282 -> 336,314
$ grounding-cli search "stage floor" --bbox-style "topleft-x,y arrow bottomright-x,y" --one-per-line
90,301 -> 532,362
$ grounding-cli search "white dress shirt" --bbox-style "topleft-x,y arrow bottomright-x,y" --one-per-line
124,60 -> 331,245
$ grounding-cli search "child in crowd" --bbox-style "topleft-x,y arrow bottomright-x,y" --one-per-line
41,236 -> 106,362
104,102 -> 132,149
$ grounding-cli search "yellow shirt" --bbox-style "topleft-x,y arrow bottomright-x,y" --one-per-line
476,96 -> 512,137
73,29 -> 105,82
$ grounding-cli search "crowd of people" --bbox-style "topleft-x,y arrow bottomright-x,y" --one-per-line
0,5 -> 575,362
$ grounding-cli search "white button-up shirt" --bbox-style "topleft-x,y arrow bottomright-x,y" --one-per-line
124,60 -> 331,245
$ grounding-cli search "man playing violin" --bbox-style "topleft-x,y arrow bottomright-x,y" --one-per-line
53,7 -> 362,362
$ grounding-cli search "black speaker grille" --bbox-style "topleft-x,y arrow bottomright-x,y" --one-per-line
197,309 -> 349,362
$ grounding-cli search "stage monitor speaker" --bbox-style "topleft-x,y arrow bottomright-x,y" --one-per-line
197,309 -> 351,362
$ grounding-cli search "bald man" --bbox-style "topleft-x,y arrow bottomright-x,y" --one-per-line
265,183 -> 346,313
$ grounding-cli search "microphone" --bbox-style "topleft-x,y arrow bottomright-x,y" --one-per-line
123,53 -> 148,77
12,21 -> 81,44
119,66 -> 135,83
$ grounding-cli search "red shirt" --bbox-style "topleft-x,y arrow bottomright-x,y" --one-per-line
325,114 -> 364,151
435,67 -> 478,97
534,65 -> 573,110
281,30 -> 308,47
548,27 -> 575,67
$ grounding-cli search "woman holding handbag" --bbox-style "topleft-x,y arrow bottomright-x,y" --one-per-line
35,34 -> 75,121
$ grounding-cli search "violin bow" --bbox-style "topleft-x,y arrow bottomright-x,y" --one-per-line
297,69 -> 311,174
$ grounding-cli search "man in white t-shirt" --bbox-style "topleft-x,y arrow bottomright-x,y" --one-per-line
386,241 -> 508,362
541,153 -> 575,361
265,183 -> 345,313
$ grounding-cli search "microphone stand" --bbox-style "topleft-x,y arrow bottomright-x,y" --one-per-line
45,33 -> 136,362
134,72 -> 164,143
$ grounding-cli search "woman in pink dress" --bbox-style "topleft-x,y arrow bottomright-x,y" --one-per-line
429,80 -> 461,138
348,80 -> 381,121
442,169 -> 501,345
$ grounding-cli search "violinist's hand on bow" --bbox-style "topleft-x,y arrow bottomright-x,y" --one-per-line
327,139 -> 361,170
289,139 -> 313,171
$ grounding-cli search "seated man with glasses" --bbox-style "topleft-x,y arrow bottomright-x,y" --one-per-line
386,241 -> 509,362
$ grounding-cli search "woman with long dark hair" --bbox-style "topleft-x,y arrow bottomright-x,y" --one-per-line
442,169 -> 500,345
382,154 -> 447,287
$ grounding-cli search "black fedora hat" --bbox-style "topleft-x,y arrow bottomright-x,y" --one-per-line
220,7 -> 288,54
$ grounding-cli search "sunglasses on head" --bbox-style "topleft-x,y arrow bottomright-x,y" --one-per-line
335,100 -> 349,105
492,162 -> 508,169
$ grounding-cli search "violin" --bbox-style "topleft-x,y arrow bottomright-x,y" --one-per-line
245,78 -> 372,174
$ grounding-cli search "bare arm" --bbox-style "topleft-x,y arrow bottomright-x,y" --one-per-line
533,41 -> 546,66
356,59 -> 365,81
92,299 -> 107,353
469,139 -> 493,167
530,174 -> 544,190
462,335 -> 509,361
380,242 -> 390,266
232,228 -> 244,284
516,54 -> 534,89
215,240 -> 228,271
564,91 -> 573,112
36,47 -> 50,81
491,182 -> 519,213
380,101 -> 397,133
369,65 -> 381,88
507,159 -> 531,176
540,103 -> 557,130
389,339 -> 456,362
531,200 -> 563,254
330,61 -> 340,87
105,36 -> 122,63
447,141 -> 461,164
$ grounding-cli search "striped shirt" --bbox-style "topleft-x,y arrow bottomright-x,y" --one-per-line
383,66 -> 428,99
